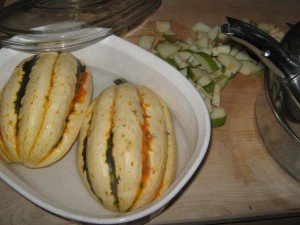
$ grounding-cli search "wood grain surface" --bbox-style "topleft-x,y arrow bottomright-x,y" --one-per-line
0,0 -> 300,225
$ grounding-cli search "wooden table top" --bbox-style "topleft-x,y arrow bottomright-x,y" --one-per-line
0,0 -> 300,224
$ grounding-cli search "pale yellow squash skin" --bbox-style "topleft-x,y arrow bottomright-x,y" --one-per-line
155,97 -> 177,198
0,58 -> 30,163
128,86 -> 168,211
77,83 -> 177,213
0,52 -> 93,168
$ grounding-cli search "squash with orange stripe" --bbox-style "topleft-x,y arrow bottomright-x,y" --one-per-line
77,83 -> 177,212
0,52 -> 93,168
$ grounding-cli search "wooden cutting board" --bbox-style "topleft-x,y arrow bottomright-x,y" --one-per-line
0,0 -> 300,224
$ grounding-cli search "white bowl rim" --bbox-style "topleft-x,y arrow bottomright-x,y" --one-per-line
0,35 -> 211,224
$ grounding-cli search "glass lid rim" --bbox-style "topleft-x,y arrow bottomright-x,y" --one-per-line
0,0 -> 160,35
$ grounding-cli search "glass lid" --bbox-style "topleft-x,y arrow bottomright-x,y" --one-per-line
0,0 -> 161,52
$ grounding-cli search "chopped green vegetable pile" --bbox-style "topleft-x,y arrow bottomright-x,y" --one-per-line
137,19 -> 284,127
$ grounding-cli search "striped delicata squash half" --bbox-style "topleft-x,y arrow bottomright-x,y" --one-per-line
77,83 -> 177,212
0,52 -> 93,168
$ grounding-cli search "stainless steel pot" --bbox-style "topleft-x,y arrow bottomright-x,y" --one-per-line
256,71 -> 300,180
220,18 -> 300,181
